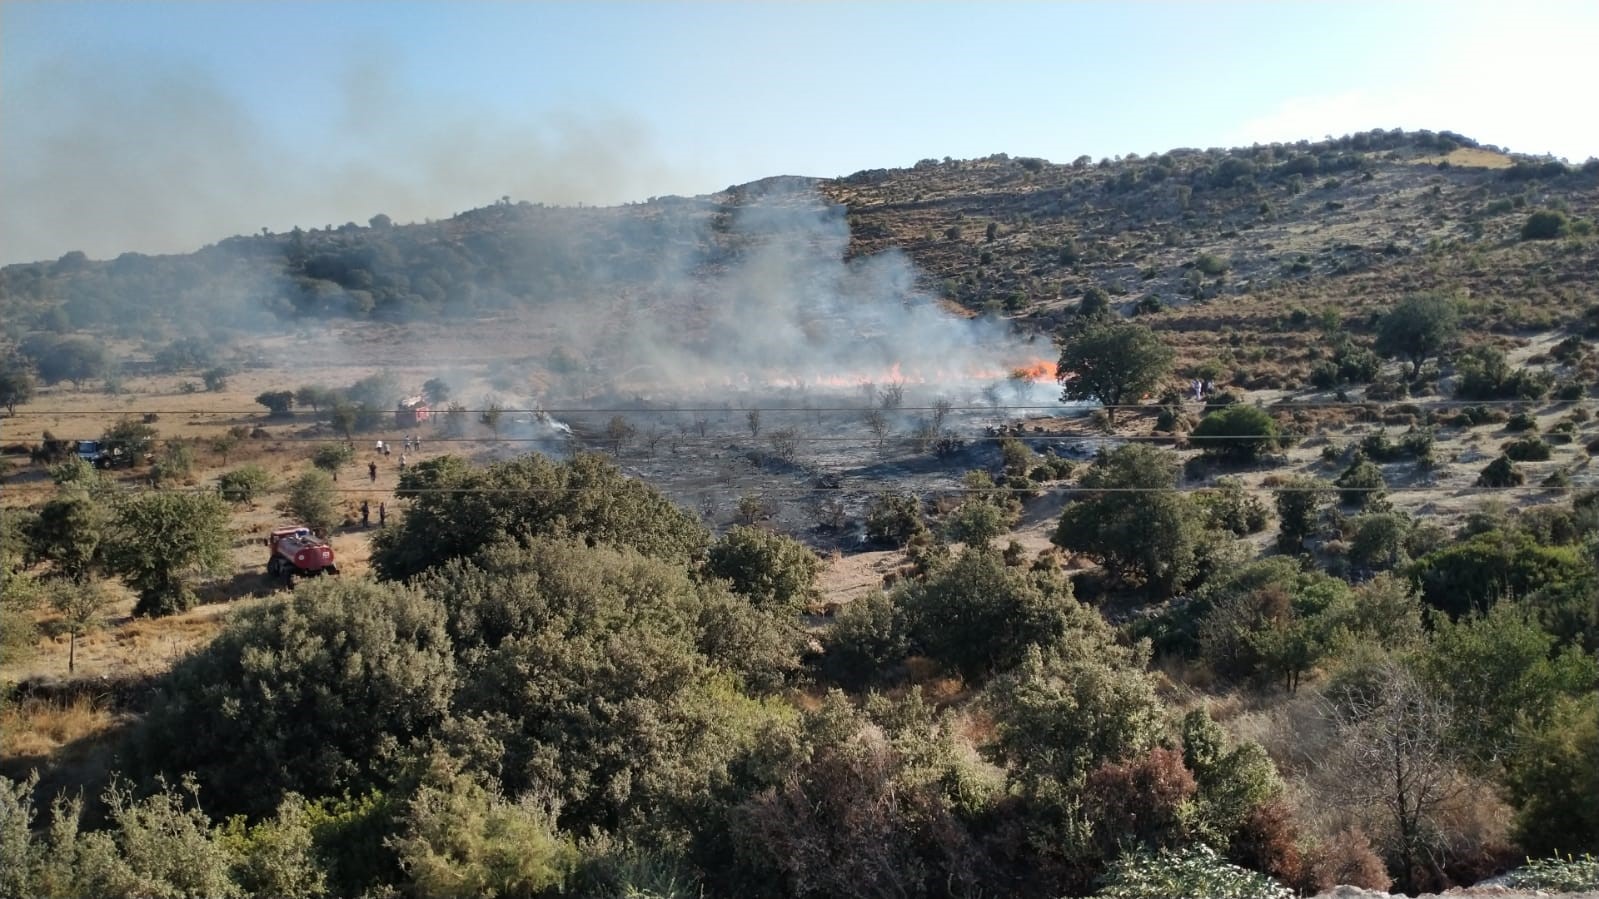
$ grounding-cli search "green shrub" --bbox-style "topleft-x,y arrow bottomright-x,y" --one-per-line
1191,406 -> 1282,463
1095,844 -> 1293,899
1505,436 -> 1553,461
1507,411 -> 1540,432
823,592 -> 908,689
217,465 -> 273,506
1522,210 -> 1570,240
1477,455 -> 1525,487
706,525 -> 821,612
865,491 -> 926,547
1506,854 -> 1599,891
1334,459 -> 1386,509
1197,477 -> 1271,536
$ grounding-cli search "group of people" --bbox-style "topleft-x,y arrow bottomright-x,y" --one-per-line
1190,378 -> 1216,401
359,500 -> 386,529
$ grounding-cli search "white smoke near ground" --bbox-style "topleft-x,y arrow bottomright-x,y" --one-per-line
532,183 -> 1060,408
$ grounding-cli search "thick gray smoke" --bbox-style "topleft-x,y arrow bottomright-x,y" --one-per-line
536,185 -> 1057,406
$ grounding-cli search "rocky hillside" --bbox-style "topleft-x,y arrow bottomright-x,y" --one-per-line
3,129 -> 1595,367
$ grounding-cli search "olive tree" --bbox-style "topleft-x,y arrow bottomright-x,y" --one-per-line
104,490 -> 231,616
1057,319 -> 1175,424
1054,444 -> 1198,597
1375,292 -> 1459,379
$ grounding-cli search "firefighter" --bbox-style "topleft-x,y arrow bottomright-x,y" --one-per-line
379,502 -> 387,527
368,460 -> 378,482
360,501 -> 370,529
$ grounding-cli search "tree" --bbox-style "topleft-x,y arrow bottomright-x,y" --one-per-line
104,491 -> 231,616
256,390 -> 296,417
1414,602 -> 1597,771
421,377 -> 451,404
103,418 -> 159,457
900,547 -> 1083,680
1057,319 -> 1174,424
286,469 -> 341,533
134,578 -> 456,817
29,491 -> 105,582
294,385 -> 336,414
50,579 -> 113,673
1191,405 -> 1282,462
479,402 -> 503,437
26,335 -> 109,387
312,442 -> 355,473
330,403 -> 357,441
1375,293 -> 1459,378
1504,696 -> 1599,855
203,366 -> 231,392
1196,558 -> 1354,691
605,414 -> 635,453
705,525 -> 821,613
1322,660 -> 1464,892
1054,444 -> 1198,597
210,432 -> 240,465
0,365 -> 35,414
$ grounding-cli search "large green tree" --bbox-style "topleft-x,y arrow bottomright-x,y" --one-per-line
1054,444 -> 1198,597
1057,319 -> 1174,424
1374,292 -> 1459,378
104,490 -> 231,616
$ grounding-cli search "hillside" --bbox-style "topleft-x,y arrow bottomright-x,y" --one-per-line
4,129 -> 1596,356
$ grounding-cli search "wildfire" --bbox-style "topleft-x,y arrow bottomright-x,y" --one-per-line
721,357 -> 1061,391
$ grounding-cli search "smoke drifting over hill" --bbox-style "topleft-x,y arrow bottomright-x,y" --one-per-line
0,56 -> 707,265
529,185 -> 1057,406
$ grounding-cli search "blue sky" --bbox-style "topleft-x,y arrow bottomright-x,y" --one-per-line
3,1 -> 1596,263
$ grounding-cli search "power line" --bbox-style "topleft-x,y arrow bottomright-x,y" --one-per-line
0,397 -> 1575,416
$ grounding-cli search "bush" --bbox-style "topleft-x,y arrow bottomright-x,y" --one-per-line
1522,209 -> 1570,240
1334,459 -> 1386,509
1197,477 -> 1271,536
133,578 -> 456,817
389,770 -> 579,898
217,465 -> 273,506
1055,445 -> 1199,597
900,548 -> 1083,681
1477,455 -> 1525,487
1085,747 -> 1197,854
286,469 -> 341,532
1190,406 -> 1281,463
311,442 -> 355,473
1504,436 -> 1552,461
1095,844 -> 1293,899
371,453 -> 709,581
1506,855 -> 1599,891
865,491 -> 926,547
823,592 -> 908,689
1507,410 -> 1539,432
705,526 -> 821,613
1308,827 -> 1392,892
1348,512 -> 1413,571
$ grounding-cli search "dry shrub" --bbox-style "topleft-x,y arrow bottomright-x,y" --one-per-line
1309,827 -> 1391,892
1229,799 -> 1310,893
732,731 -> 984,898
1428,777 -> 1520,890
1084,746 -> 1197,853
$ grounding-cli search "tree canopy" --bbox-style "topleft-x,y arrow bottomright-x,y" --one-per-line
1057,319 -> 1174,423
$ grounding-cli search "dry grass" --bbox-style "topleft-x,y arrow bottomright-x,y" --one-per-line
1410,147 -> 1516,169
0,693 -> 121,761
